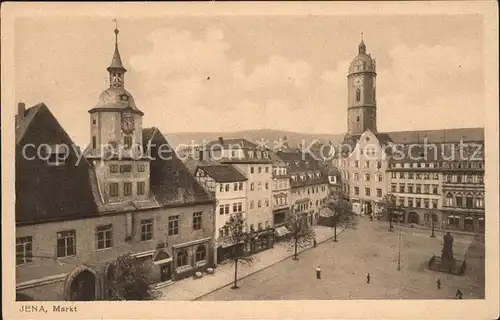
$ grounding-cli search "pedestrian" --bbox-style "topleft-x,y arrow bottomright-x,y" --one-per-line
316,266 -> 321,280
366,273 -> 370,284
436,278 -> 441,289
455,289 -> 463,299
313,238 -> 317,247
370,215 -> 373,221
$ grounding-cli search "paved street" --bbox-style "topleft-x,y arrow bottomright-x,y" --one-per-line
198,217 -> 485,300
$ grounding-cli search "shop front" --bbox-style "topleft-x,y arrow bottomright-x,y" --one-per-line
249,228 -> 275,254
171,237 -> 211,281
273,208 -> 289,226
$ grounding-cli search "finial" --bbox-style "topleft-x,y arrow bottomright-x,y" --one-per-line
361,32 -> 364,41
113,18 -> 119,44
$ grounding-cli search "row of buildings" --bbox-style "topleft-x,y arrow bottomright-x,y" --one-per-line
332,39 -> 485,232
15,28 -> 330,301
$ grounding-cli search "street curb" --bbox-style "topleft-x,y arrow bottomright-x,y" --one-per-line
191,227 -> 346,301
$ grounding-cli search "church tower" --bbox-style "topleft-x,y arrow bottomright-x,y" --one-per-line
87,26 -> 150,205
347,35 -> 377,135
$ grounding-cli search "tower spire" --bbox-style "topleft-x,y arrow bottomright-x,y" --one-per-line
107,20 -> 126,88
358,32 -> 366,54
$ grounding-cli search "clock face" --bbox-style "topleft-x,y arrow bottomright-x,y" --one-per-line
354,76 -> 363,86
121,116 -> 135,133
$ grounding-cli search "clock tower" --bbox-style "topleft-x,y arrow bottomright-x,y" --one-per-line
347,36 -> 377,135
87,26 -> 150,205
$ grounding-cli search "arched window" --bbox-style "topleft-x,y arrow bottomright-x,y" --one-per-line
356,89 -> 361,102
176,249 -> 188,267
466,194 -> 473,208
356,116 -> 360,123
195,245 -> 206,262
225,184 -> 229,192
445,193 -> 453,206
475,196 -> 484,208
258,200 -> 262,208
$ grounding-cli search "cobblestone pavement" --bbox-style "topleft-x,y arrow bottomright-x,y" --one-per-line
157,224 -> 342,301
198,217 -> 485,300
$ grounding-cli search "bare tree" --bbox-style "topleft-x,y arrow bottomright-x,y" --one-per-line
286,204 -> 316,260
222,213 -> 254,289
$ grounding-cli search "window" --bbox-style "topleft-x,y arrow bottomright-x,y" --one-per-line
109,183 -> 119,197
416,184 -> 421,194
354,173 -> 359,181
354,187 -> 359,195
467,175 -> 473,184
250,183 -> 254,191
124,136 -> 133,149
224,204 -> 230,214
250,201 -> 254,209
124,182 -> 132,196
120,164 -> 132,173
391,184 -> 397,192
258,167 -> 262,173
377,174 -> 383,182
448,216 -> 460,227
137,181 -> 145,195
377,161 -> 382,169
365,173 -> 370,181
399,184 -> 405,193
258,200 -> 262,208
220,184 -> 224,192
258,182 -> 262,190
355,161 -> 359,168
249,151 -> 254,159
138,164 -> 145,172
193,212 -> 202,230
233,203 -> 238,213
399,172 -> 405,179
238,202 -> 243,212
424,185 -> 430,194
265,167 -> 269,173
176,249 -> 188,266
432,199 -> 438,209
219,206 -> 224,215
408,198 -> 413,207
195,245 -> 206,262
391,172 -> 397,179
365,188 -> 370,196
265,182 -> 269,190
57,230 -> 76,258
376,188 -> 382,197
96,224 -> 113,250
466,195 -> 473,208
356,89 -> 361,102
92,136 -> 97,149
167,216 -> 179,236
407,184 -> 414,193
265,200 -> 269,207
456,196 -> 463,207
258,223 -> 263,230
446,193 -> 453,206
225,184 -> 230,192
239,182 -> 243,190
365,161 -> 370,168
398,198 -> 405,207
16,236 -> 33,265
415,198 -> 421,208
475,196 -> 484,208
250,167 -> 254,174
141,219 -> 154,240
110,164 -> 118,173
408,172 -> 414,179
424,173 -> 430,179
424,199 -> 429,209
432,185 -> 438,195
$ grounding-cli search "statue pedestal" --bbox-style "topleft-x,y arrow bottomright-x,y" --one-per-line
428,255 -> 467,276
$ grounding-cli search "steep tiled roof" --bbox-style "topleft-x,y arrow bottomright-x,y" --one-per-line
387,128 -> 484,144
15,103 -> 45,145
276,151 -> 322,172
388,143 -> 485,163
196,164 -> 247,183
15,103 -> 98,225
143,127 -> 214,206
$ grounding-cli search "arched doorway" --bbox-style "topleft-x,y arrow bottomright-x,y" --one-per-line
64,265 -> 100,301
408,212 -> 420,224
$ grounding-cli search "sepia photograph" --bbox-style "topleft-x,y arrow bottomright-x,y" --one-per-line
2,2 -> 499,320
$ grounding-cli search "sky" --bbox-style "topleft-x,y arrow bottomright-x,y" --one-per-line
15,14 -> 485,147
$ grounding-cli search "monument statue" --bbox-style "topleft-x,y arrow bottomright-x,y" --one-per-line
441,232 -> 454,262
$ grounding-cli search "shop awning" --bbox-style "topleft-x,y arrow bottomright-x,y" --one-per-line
448,215 -> 460,218
465,217 -> 474,220
275,226 -> 290,237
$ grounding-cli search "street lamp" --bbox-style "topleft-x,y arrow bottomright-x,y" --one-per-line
430,211 -> 436,238
333,211 -> 338,242
397,220 -> 402,271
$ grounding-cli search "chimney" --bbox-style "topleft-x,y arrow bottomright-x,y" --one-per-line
218,137 -> 224,145
17,102 -> 26,124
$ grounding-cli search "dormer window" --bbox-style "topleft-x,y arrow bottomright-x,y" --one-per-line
248,151 -> 254,159
42,144 -> 69,166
